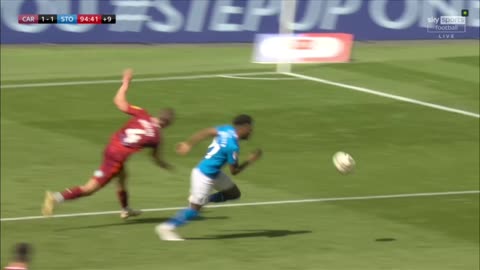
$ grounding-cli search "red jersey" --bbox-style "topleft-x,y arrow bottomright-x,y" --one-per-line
108,105 -> 161,159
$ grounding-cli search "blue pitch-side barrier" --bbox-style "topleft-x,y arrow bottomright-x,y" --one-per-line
1,0 -> 479,44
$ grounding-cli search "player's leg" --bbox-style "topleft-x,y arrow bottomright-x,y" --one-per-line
42,157 -> 121,216
42,177 -> 103,216
156,168 -> 212,241
116,168 -> 129,210
209,185 -> 241,202
116,168 -> 142,219
208,172 -> 241,203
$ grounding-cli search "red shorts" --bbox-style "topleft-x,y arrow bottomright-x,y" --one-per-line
93,143 -> 132,186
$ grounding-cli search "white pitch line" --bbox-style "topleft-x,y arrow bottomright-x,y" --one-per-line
1,190 -> 478,222
218,75 -> 299,80
284,72 -> 480,119
0,71 -> 276,89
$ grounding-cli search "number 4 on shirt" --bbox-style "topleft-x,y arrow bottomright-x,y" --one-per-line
124,128 -> 147,144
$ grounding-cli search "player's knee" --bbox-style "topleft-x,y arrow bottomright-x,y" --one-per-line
235,190 -> 242,199
117,171 -> 127,182
116,179 -> 127,191
80,186 -> 96,196
83,184 -> 100,196
81,180 -> 101,196
225,185 -> 241,200
189,194 -> 209,206
230,189 -> 241,200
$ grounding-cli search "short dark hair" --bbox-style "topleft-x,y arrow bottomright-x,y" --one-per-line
159,107 -> 174,115
14,243 -> 32,262
233,114 -> 253,126
159,107 -> 175,119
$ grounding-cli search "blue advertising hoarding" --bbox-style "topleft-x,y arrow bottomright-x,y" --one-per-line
1,0 -> 479,44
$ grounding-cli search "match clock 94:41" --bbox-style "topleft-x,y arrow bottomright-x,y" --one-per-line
78,14 -> 102,24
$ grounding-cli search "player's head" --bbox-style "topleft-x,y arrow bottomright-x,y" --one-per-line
157,108 -> 175,128
233,114 -> 253,140
13,242 -> 32,263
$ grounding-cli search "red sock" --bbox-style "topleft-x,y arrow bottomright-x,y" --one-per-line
61,186 -> 85,200
117,190 -> 128,209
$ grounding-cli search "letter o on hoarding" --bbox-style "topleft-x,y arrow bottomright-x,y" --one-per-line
369,0 -> 418,29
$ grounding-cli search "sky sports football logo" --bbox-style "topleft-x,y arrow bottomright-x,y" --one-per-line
427,11 -> 468,38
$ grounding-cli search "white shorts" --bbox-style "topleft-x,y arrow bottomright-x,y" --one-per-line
189,168 -> 235,205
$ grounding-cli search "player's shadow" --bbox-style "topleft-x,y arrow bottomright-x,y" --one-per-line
375,238 -> 397,242
187,229 -> 312,240
55,216 -> 229,232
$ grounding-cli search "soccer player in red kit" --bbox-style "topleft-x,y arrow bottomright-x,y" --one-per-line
4,243 -> 32,270
42,69 -> 175,219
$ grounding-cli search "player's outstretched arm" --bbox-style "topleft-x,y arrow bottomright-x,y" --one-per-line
229,149 -> 262,175
176,128 -> 218,155
113,69 -> 133,112
151,144 -> 173,170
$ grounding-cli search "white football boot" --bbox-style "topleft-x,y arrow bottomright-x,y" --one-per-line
120,208 -> 143,219
155,223 -> 185,241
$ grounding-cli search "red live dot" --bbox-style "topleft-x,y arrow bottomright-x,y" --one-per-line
18,14 -> 38,24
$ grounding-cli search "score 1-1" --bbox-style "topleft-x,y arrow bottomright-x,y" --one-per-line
57,14 -> 77,24
38,14 -> 57,24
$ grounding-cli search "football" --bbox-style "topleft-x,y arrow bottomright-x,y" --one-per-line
332,151 -> 355,174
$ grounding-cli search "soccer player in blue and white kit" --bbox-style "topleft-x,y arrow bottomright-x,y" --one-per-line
156,114 -> 262,241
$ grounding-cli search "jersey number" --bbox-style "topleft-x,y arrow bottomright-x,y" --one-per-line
205,140 -> 221,159
123,129 -> 146,144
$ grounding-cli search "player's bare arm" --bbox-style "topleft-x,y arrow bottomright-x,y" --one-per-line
229,149 -> 262,175
113,69 -> 133,112
151,144 -> 173,170
176,127 -> 218,155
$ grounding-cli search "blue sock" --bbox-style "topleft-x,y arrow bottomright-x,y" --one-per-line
167,208 -> 199,227
209,192 -> 226,203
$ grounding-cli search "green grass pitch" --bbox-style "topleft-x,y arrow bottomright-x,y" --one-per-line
1,41 -> 479,270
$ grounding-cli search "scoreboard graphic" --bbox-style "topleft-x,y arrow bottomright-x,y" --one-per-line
18,14 -> 116,24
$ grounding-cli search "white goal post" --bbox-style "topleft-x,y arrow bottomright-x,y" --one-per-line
276,0 -> 297,73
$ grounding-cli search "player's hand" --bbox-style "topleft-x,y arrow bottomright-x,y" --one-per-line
248,149 -> 263,163
176,142 -> 191,156
123,68 -> 133,83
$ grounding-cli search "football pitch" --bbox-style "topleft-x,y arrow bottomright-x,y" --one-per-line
1,41 -> 479,270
